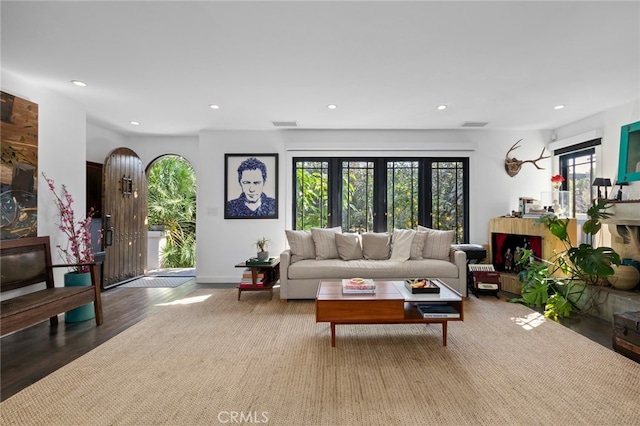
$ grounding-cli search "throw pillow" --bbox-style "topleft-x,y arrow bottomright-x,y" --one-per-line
311,226 -> 342,260
390,228 -> 415,262
418,225 -> 455,260
285,230 -> 316,263
361,232 -> 391,260
409,231 -> 427,259
335,233 -> 363,261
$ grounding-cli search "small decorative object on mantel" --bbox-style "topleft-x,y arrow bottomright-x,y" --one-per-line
504,139 -> 551,177
254,236 -> 269,261
615,180 -> 629,201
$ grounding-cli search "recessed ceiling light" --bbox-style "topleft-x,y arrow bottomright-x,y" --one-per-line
130,121 -> 140,126
71,80 -> 87,87
554,105 -> 565,110
327,104 -> 337,109
209,104 -> 220,109
436,105 -> 448,110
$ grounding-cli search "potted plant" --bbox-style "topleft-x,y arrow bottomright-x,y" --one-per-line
43,173 -> 97,273
255,237 -> 270,261
513,198 -> 621,321
43,173 -> 98,322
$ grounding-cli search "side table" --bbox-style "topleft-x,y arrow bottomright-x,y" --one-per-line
234,258 -> 280,301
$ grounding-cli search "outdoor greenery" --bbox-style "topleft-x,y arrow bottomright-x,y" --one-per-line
386,161 -> 419,231
512,199 -> 620,321
343,161 -> 375,232
294,158 -> 466,241
295,161 -> 329,230
147,156 -> 196,268
431,162 -> 465,241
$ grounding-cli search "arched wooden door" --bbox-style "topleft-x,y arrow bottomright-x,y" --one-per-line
102,148 -> 147,288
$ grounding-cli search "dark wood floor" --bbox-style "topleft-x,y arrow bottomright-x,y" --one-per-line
1,283 -> 615,402
0,280 -> 233,402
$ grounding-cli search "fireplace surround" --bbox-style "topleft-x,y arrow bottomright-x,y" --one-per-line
489,217 -> 578,294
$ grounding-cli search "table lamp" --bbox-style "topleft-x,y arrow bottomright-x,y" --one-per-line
592,177 -> 612,199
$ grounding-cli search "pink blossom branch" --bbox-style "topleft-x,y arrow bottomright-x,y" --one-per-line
43,173 -> 97,273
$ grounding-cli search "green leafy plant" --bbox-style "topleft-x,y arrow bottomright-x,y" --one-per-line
512,199 -> 620,321
148,156 -> 196,268
255,237 -> 269,252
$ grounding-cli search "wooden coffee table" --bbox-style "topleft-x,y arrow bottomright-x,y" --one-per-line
315,280 -> 463,347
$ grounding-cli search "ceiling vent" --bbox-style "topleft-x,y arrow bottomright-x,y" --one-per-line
460,121 -> 489,128
272,121 -> 298,128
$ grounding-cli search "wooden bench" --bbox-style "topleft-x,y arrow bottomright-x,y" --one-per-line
1,236 -> 103,336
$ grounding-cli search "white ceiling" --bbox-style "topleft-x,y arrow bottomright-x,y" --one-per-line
2,1 -> 639,136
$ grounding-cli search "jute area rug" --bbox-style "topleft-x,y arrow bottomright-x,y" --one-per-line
2,289 -> 639,426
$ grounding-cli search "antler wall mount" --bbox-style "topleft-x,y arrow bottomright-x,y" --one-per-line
504,139 -> 551,177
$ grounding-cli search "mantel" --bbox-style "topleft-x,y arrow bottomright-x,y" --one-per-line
603,219 -> 640,226
605,200 -> 640,225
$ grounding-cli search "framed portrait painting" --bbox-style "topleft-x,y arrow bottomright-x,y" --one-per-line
224,153 -> 278,219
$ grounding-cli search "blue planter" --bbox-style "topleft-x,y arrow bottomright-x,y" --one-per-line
64,272 -> 95,323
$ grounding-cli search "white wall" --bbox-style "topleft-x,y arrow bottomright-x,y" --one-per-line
9,64 -> 600,285
123,134 -> 199,172
552,99 -> 640,188
196,131 -> 286,283
86,123 -> 127,163
194,128 -> 549,283
86,128 -> 199,171
2,70 -> 87,286
550,99 -> 640,247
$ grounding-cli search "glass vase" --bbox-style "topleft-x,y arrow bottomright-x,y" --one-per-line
540,190 -> 570,218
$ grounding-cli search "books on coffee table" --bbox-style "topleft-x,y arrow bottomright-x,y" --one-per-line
416,303 -> 460,318
342,278 -> 376,294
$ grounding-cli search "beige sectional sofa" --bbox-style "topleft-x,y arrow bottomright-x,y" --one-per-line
279,227 -> 467,300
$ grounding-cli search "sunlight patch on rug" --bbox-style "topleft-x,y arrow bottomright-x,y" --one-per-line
513,311 -> 546,330
156,294 -> 212,306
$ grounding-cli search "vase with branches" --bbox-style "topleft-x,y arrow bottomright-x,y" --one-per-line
43,173 -> 97,273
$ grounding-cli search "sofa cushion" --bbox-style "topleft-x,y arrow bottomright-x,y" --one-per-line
311,227 -> 342,260
285,230 -> 316,263
390,229 -> 415,262
335,233 -> 363,261
288,258 -> 459,280
418,226 -> 455,260
409,231 -> 427,259
361,232 -> 390,260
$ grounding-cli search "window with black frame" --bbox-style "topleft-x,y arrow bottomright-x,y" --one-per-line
294,160 -> 329,230
292,156 -> 469,243
557,141 -> 599,218
556,139 -> 599,244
